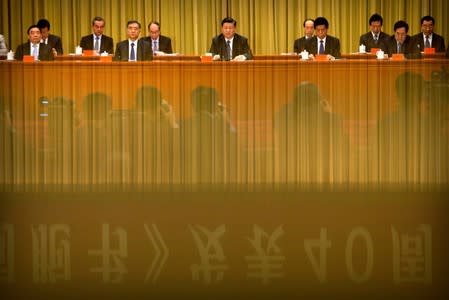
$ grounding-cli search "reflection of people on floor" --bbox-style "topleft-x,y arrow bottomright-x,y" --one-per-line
378,72 -> 427,183
274,82 -> 347,184
47,97 -> 77,183
130,85 -> 179,183
421,71 -> 449,183
76,92 -> 112,184
182,86 -> 237,183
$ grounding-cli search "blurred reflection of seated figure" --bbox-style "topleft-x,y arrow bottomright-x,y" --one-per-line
378,72 -> 426,184
130,85 -> 179,184
274,82 -> 347,184
76,92 -> 112,184
182,86 -> 237,184
47,97 -> 77,184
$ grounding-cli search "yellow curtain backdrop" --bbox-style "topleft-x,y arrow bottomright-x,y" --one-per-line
1,0 -> 448,55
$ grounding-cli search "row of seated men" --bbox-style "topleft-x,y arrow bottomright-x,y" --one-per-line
1,72 -> 448,184
3,14 -> 449,62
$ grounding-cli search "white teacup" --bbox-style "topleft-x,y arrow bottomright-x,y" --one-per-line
359,44 -> 366,53
300,50 -> 309,60
376,50 -> 385,59
75,46 -> 83,55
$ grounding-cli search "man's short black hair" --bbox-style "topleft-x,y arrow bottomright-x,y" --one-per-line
92,16 -> 105,25
394,20 -> 409,33
221,17 -> 237,27
421,15 -> 435,25
369,13 -> 383,25
313,17 -> 329,29
27,25 -> 40,34
36,19 -> 50,30
127,20 -> 141,28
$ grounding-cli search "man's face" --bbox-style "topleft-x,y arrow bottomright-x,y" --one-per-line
40,27 -> 49,39
370,21 -> 382,34
421,20 -> 434,36
315,25 -> 327,39
127,23 -> 141,41
29,28 -> 42,44
304,20 -> 314,38
394,27 -> 407,44
92,20 -> 105,36
149,24 -> 160,40
221,22 -> 235,40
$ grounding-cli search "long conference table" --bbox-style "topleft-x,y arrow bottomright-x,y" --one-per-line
1,57 -> 448,185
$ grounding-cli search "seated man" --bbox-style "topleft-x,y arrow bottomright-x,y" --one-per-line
411,16 -> 445,53
80,16 -> 114,54
14,25 -> 54,61
114,20 -> 152,61
36,19 -> 63,55
0,34 -> 8,56
142,21 -> 173,54
385,20 -> 421,58
359,13 -> 389,52
304,17 -> 340,60
209,17 -> 253,61
293,18 -> 314,53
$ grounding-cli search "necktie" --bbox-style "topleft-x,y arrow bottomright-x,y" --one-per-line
130,42 -> 136,61
94,36 -> 99,52
319,40 -> 324,54
374,34 -> 378,44
32,44 -> 38,60
153,40 -> 158,52
397,43 -> 401,53
425,36 -> 430,48
226,40 -> 231,60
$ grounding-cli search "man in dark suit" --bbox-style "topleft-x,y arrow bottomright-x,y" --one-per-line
359,13 -> 390,52
293,18 -> 314,53
142,21 -> 173,54
385,20 -> 421,58
80,16 -> 114,54
411,16 -> 445,53
14,25 -> 54,61
209,17 -> 253,61
304,17 -> 340,60
114,20 -> 152,61
36,19 -> 63,55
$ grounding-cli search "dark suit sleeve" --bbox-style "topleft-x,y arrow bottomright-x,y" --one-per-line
102,36 -> 114,54
14,44 -> 24,60
113,42 -> 123,61
79,36 -> 89,50
238,36 -> 253,60
39,44 -> 54,61
53,35 -> 63,54
162,36 -> 173,53
209,38 -> 219,56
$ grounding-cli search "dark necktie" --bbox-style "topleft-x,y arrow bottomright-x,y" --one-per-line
94,36 -> 99,52
130,42 -> 136,61
32,44 -> 38,60
374,34 -> 378,44
425,36 -> 431,48
319,40 -> 324,54
397,43 -> 401,53
226,40 -> 231,60
153,40 -> 158,52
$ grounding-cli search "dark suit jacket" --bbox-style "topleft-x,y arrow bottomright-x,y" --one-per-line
385,35 -> 421,58
142,35 -> 173,53
113,39 -> 153,61
293,36 -> 313,53
411,33 -> 446,53
80,34 -> 114,54
14,42 -> 54,61
359,31 -> 390,52
304,35 -> 341,58
45,34 -> 63,54
209,33 -> 253,60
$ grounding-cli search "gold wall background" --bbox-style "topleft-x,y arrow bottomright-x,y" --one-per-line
1,0 -> 448,55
